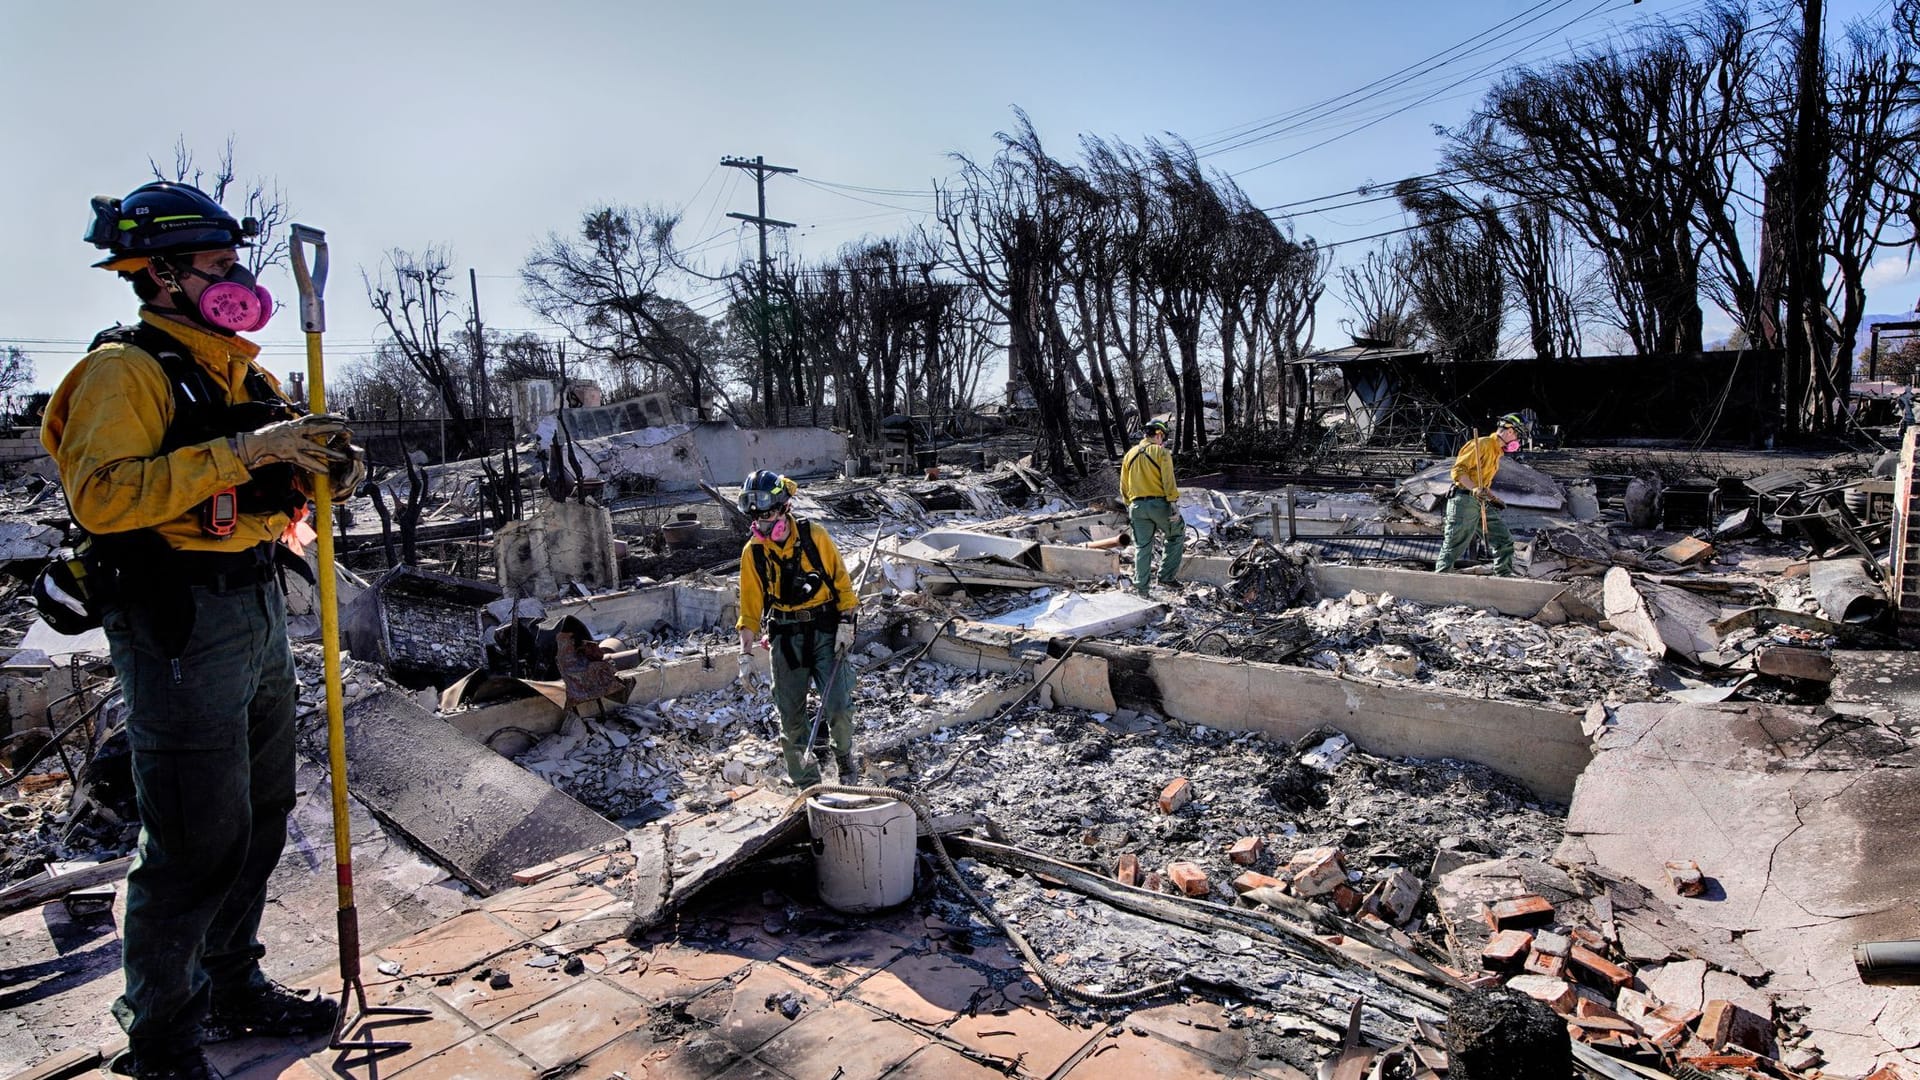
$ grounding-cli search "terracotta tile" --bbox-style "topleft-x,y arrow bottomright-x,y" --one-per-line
483,877 -> 619,937
386,1032 -> 541,1079
608,943 -> 755,1005
490,977 -> 649,1070
944,1006 -> 1100,1076
785,928 -> 912,974
1123,1000 -> 1248,1066
883,1045 -> 1014,1080
218,1047 -> 332,1080
683,965 -> 829,1054
754,1000 -> 928,1080
848,952 -> 993,1026
428,944 -> 582,1028
579,1030 -> 742,1080
709,1061 -> 793,1079
1062,1033 -> 1239,1079
537,898 -> 637,955
374,910 -> 526,979
325,993 -> 477,1078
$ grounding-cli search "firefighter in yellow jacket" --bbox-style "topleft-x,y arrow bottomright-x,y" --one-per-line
1120,419 -> 1184,596
44,182 -> 362,1079
734,471 -> 859,785
1434,413 -> 1524,576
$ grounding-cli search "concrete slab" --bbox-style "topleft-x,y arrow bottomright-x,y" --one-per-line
1830,650 -> 1920,731
1563,700 -> 1920,1074
977,590 -> 1163,638
1307,563 -> 1567,619
341,691 -> 625,893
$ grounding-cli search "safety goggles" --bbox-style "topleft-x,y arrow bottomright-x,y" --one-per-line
740,489 -> 784,512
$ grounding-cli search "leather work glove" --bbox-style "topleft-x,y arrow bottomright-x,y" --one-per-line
327,437 -> 368,502
834,619 -> 856,658
233,413 -> 352,473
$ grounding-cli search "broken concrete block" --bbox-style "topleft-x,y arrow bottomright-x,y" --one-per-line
1481,929 -> 1533,970
1753,645 -> 1834,682
1157,777 -> 1193,814
1697,999 -> 1770,1053
1505,974 -> 1578,1014
1114,854 -> 1140,887
1531,929 -> 1571,957
1369,868 -> 1423,924
1489,894 -> 1555,930
1569,944 -> 1633,988
1227,836 -> 1264,865
1286,846 -> 1345,898
1663,859 -> 1706,897
1231,871 -> 1286,895
1165,861 -> 1208,897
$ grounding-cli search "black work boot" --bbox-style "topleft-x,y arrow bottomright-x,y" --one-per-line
109,1045 -> 216,1079
204,977 -> 339,1042
835,752 -> 860,783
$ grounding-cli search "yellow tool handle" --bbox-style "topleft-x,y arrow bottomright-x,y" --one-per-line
292,224 -> 353,912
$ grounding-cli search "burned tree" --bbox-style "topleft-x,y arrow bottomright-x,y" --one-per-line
522,205 -> 717,414
1340,243 -> 1421,347
364,247 -> 471,429
938,111 -> 1088,478
150,135 -> 293,276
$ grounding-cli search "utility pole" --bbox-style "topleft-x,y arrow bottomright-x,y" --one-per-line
721,155 -> 797,423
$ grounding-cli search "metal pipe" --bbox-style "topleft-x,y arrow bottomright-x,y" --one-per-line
1856,940 -> 1920,984
1808,557 -> 1889,624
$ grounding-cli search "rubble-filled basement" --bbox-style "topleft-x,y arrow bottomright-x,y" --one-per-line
4,409 -> 1920,1080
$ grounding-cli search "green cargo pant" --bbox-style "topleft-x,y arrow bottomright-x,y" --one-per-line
1129,496 -> 1186,594
769,618 -> 854,786
103,576 -> 298,1059
1435,489 -> 1515,575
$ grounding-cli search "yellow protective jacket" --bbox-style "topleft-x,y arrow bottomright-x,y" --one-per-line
41,309 -> 297,552
736,519 -> 857,630
1448,433 -> 1507,494
1119,440 -> 1178,502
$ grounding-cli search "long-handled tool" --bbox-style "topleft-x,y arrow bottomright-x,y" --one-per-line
802,522 -> 889,776
290,225 -> 430,1054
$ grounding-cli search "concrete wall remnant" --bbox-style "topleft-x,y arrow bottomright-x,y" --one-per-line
495,501 -> 619,599
342,565 -> 503,687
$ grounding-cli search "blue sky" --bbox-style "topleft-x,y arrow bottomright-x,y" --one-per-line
3,0 -> 1911,392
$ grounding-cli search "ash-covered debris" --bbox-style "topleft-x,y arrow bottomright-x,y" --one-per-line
504,660 -> 1026,822
911,708 -> 1564,907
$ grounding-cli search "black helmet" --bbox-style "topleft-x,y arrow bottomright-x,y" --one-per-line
738,470 -> 793,514
85,182 -> 257,271
1143,419 -> 1169,438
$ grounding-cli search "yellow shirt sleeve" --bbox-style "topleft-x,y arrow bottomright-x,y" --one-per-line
41,345 -> 252,537
736,544 -> 766,630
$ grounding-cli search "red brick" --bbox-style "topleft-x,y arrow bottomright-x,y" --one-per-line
1114,854 -> 1140,887
1226,836 -> 1264,865
1330,882 -> 1363,915
1569,945 -> 1633,988
1569,927 -> 1606,951
1142,872 -> 1166,893
1286,846 -> 1346,898
1165,861 -> 1209,897
1697,999 -> 1769,1053
1480,929 -> 1533,970
1663,860 -> 1705,897
1231,871 -> 1287,895
1489,895 -> 1555,929
1157,777 -> 1193,814
1524,950 -> 1567,979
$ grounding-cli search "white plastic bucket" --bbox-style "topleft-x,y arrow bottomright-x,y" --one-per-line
806,794 -> 915,913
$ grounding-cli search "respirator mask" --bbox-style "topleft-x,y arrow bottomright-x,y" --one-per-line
166,259 -> 274,333
1502,436 -> 1521,453
751,513 -> 791,543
